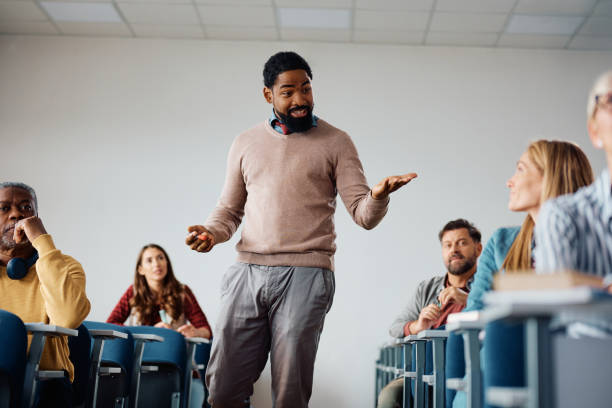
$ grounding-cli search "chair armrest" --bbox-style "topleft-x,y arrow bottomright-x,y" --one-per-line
37,371 -> 66,380
417,330 -> 449,339
88,329 -> 128,340
25,323 -> 78,337
486,386 -> 529,407
446,378 -> 466,391
132,333 -> 164,343
185,337 -> 210,344
99,367 -> 122,375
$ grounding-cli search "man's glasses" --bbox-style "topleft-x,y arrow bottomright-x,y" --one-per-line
595,92 -> 612,114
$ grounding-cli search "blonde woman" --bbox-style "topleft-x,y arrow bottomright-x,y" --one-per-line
446,140 -> 594,408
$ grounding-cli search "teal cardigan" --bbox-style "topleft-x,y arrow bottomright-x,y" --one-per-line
464,226 -> 520,312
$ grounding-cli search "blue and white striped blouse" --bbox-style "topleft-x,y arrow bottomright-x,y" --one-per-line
535,169 -> 612,279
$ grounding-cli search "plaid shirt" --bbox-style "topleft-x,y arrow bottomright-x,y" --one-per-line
107,284 -> 211,333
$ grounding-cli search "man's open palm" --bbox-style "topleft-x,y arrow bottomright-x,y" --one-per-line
371,173 -> 418,200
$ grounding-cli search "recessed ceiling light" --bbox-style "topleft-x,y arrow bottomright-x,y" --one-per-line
40,2 -> 122,23
278,7 -> 351,29
506,14 -> 584,35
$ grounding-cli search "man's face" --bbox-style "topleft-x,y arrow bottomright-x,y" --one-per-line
441,228 -> 482,276
263,69 -> 314,133
0,187 -> 36,251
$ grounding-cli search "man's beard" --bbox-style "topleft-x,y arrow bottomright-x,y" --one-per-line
276,105 -> 314,133
446,253 -> 477,276
0,232 -> 17,251
0,225 -> 27,251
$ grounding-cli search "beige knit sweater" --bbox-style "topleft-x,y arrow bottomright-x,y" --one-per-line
205,119 -> 389,271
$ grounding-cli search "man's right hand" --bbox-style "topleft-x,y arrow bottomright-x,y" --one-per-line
185,225 -> 216,253
411,303 -> 441,333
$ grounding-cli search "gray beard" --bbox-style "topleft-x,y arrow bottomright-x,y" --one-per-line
0,234 -> 16,251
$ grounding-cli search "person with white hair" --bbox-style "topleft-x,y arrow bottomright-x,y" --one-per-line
535,71 -> 612,285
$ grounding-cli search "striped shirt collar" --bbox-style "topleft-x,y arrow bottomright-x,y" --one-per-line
597,168 -> 612,221
269,111 -> 318,135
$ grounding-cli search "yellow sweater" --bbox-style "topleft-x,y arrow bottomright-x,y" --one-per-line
0,234 -> 90,382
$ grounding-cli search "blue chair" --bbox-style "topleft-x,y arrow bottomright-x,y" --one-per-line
127,326 -> 184,408
82,321 -> 133,408
193,341 -> 211,408
68,324 -> 92,407
0,310 -> 27,408
185,338 -> 211,408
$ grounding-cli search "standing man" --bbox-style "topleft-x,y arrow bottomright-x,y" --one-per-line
186,51 -> 416,407
0,182 -> 90,407
379,219 -> 482,408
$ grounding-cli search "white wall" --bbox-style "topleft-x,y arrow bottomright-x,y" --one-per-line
1,35 -> 611,407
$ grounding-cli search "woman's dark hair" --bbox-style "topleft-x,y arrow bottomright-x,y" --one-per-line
438,219 -> 481,243
263,51 -> 313,88
130,244 -> 184,325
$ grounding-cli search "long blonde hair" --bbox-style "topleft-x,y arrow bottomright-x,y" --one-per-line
502,140 -> 594,272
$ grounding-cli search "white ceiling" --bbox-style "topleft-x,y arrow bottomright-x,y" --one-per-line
1,0 -> 611,50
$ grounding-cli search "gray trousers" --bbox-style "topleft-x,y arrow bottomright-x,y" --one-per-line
206,263 -> 335,408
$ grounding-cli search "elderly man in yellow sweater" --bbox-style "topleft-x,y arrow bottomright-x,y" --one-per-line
0,182 -> 90,407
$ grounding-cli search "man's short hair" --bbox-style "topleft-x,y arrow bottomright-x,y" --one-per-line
0,182 -> 38,213
438,218 -> 481,243
263,51 -> 313,89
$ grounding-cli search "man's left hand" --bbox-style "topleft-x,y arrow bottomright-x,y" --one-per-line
13,217 -> 47,244
437,287 -> 468,308
371,173 -> 418,200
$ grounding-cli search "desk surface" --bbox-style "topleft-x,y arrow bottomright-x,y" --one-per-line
481,287 -> 612,321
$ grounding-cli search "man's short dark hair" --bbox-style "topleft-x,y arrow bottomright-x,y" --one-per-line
438,219 -> 481,243
263,51 -> 313,89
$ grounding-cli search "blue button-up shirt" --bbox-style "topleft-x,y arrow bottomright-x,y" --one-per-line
535,168 -> 612,278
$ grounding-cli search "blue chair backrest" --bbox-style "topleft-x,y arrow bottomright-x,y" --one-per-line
0,309 -> 27,407
194,342 -> 211,380
68,324 -> 92,406
83,321 -> 134,377
126,326 -> 187,381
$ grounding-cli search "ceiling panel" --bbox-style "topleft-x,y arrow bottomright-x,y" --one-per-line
426,31 -> 498,46
198,5 -> 274,27
506,15 -> 584,35
41,2 -> 121,22
354,10 -> 429,31
205,25 -> 277,40
498,33 -> 570,48
132,23 -> 204,38
0,20 -> 57,34
569,35 -> 612,50
355,0 -> 433,11
593,1 -> 612,16
579,16 -> 612,36
0,1 -> 48,21
278,8 -> 351,29
1,0 -> 612,51
515,0 -> 597,16
353,29 -> 424,44
196,0 -> 271,4
436,0 -> 515,14
430,12 -> 507,32
57,21 -> 130,35
118,3 -> 199,25
276,0 -> 351,8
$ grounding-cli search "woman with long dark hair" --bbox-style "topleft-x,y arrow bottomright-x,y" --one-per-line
107,244 -> 211,339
